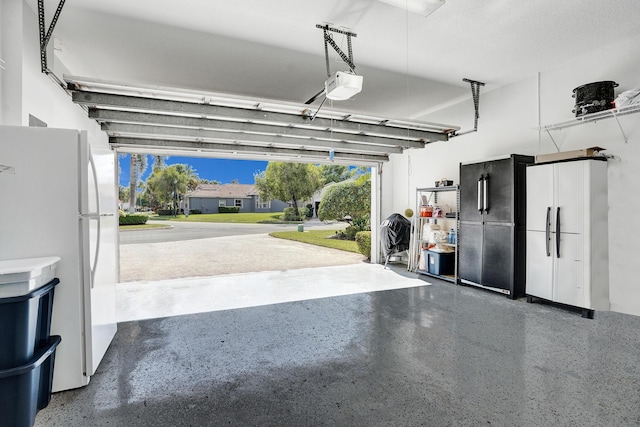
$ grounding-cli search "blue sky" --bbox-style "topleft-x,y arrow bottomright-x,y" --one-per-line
118,154 -> 268,187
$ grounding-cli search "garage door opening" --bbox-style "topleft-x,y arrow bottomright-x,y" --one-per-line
116,153 -> 400,321
117,153 -> 374,279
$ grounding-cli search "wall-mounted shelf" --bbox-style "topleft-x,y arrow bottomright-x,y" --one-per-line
539,103 -> 640,145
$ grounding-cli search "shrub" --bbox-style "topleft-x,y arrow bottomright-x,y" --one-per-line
283,207 -> 307,221
343,225 -> 359,241
352,216 -> 369,229
318,176 -> 370,221
156,209 -> 174,216
219,206 -> 240,213
283,207 -> 298,221
343,217 -> 370,240
355,231 -> 371,259
189,209 -> 202,214
305,203 -> 314,218
119,214 -> 149,226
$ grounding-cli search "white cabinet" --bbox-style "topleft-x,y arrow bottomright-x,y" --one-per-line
525,158 -> 609,318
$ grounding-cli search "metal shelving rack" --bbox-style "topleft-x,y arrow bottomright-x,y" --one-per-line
408,185 -> 460,283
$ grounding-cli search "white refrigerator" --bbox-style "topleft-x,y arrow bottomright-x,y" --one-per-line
0,125 -> 118,391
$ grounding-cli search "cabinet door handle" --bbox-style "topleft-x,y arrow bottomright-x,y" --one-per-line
545,207 -> 551,257
477,176 -> 483,212
483,175 -> 489,213
556,207 -> 561,258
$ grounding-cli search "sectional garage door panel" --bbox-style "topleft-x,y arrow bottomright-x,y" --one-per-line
65,76 -> 460,165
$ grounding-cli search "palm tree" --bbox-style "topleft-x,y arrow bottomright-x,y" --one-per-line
128,154 -> 148,213
152,155 -> 166,171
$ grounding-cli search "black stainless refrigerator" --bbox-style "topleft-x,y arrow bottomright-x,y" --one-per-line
458,154 -> 533,299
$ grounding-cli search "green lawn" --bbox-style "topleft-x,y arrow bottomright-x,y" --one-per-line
118,223 -> 169,231
270,229 -> 360,254
152,212 -> 289,224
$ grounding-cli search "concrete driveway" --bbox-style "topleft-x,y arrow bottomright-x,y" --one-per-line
119,220 -> 365,282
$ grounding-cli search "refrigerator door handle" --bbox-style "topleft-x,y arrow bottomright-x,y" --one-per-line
483,175 -> 489,213
477,176 -> 483,212
545,207 -> 551,257
88,150 -> 102,289
556,207 -> 561,258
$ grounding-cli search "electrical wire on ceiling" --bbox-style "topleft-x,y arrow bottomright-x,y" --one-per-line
404,1 -> 412,208
407,154 -> 413,209
329,99 -> 335,162
404,0 -> 410,111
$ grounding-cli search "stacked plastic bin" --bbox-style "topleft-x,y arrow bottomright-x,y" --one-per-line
0,257 -> 62,427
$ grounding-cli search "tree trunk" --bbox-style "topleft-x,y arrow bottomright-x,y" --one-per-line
128,155 -> 137,213
291,193 -> 299,217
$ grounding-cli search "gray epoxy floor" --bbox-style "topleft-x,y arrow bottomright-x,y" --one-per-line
35,272 -> 640,426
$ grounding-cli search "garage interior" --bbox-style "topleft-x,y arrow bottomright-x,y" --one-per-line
2,0 -> 640,425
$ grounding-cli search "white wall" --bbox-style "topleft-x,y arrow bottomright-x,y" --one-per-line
0,0 -> 4,122
0,1 -> 107,147
0,0 -> 24,125
385,33 -> 640,317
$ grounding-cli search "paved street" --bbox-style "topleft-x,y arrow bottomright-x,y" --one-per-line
118,219 -> 364,282
119,219 -> 346,244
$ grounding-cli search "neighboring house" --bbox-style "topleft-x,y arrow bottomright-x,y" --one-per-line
309,182 -> 336,217
185,184 -> 288,214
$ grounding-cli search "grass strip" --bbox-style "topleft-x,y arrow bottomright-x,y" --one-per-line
270,229 -> 359,254
119,223 -> 168,231
152,212 -> 287,223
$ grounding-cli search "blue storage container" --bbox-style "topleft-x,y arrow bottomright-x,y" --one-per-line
424,250 -> 455,276
0,279 -> 59,370
0,335 -> 61,427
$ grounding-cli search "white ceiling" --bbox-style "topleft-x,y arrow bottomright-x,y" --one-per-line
34,0 -> 640,119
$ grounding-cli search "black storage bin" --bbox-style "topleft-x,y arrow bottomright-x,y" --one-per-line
424,250 -> 455,276
0,335 -> 61,427
0,279 -> 59,370
572,81 -> 618,117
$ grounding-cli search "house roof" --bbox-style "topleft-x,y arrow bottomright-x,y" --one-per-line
187,184 -> 258,199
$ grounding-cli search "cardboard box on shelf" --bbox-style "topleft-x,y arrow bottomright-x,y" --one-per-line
535,146 -> 605,164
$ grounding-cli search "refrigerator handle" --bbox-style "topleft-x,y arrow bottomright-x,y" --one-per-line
555,207 -> 561,258
88,150 -> 102,289
545,207 -> 551,257
483,175 -> 488,213
477,176 -> 483,212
